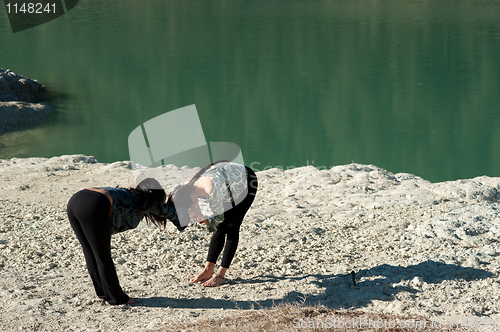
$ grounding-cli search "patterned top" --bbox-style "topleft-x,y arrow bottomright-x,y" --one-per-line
98,187 -> 188,234
186,162 -> 248,229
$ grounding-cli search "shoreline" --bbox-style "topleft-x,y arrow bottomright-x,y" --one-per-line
1,155 -> 499,331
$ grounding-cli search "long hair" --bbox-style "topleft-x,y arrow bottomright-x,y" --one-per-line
129,178 -> 167,229
166,160 -> 229,208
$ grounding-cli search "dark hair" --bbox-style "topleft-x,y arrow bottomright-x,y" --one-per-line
129,178 -> 167,229
166,160 -> 229,208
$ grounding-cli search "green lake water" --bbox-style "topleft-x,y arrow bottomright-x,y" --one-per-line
1,0 -> 499,182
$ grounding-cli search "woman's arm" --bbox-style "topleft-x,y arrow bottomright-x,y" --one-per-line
189,209 -> 221,232
189,209 -> 209,224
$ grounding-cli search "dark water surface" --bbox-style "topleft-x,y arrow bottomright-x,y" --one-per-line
1,0 -> 499,182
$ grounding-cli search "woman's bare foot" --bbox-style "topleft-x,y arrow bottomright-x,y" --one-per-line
189,270 -> 213,283
126,298 -> 138,304
202,273 -> 226,287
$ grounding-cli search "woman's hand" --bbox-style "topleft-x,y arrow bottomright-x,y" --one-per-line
189,210 -> 209,225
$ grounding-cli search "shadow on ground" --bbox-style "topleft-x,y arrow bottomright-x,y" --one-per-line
134,260 -> 494,310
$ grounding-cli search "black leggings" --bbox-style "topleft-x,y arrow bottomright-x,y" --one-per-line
67,189 -> 129,305
207,167 -> 258,268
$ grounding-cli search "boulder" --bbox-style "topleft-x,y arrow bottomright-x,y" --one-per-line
0,68 -> 47,102
0,68 -> 52,134
0,101 -> 53,134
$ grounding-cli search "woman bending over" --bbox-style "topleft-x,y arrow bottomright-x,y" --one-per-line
67,178 -> 187,305
167,161 -> 258,287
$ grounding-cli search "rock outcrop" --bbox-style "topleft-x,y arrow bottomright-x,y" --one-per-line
0,68 -> 53,134
0,68 -> 47,102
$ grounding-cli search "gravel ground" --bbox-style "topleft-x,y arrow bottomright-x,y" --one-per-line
0,155 -> 499,331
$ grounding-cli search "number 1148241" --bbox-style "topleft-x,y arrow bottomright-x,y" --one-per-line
6,3 -> 57,14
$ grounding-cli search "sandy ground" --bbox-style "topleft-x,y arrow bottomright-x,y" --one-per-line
0,155 -> 499,331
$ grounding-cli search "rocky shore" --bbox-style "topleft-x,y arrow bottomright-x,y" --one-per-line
0,69 -> 53,134
0,155 -> 499,331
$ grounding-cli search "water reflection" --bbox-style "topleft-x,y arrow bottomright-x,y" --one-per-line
0,0 -> 499,182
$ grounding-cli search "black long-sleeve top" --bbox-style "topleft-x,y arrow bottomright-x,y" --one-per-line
98,187 -> 188,234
